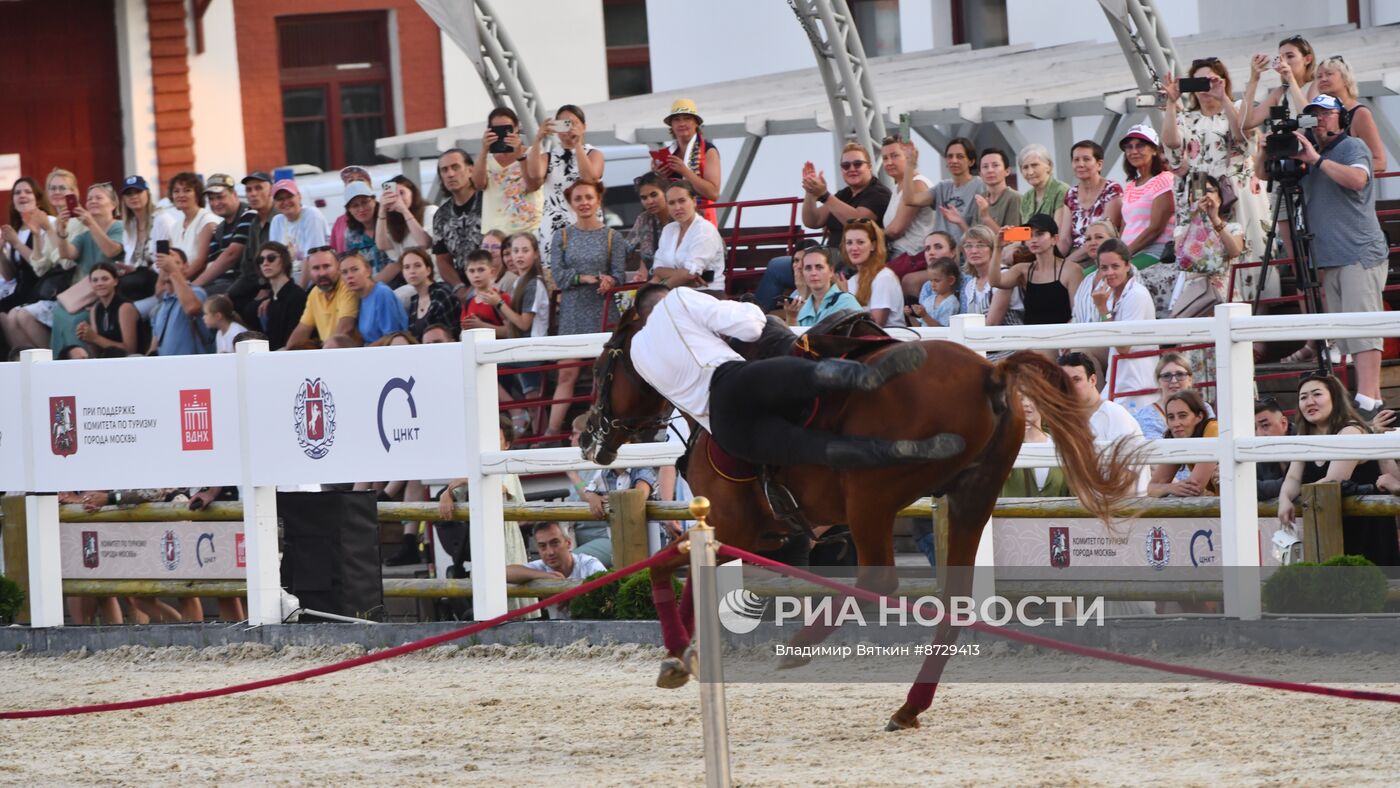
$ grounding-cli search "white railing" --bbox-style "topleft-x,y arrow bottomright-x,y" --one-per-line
8,303 -> 1400,626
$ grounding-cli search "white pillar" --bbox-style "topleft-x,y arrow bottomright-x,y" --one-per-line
949,314 -> 996,604
236,340 -> 282,626
688,502 -> 732,788
461,329 -> 507,619
1213,304 -> 1261,619
19,349 -> 62,627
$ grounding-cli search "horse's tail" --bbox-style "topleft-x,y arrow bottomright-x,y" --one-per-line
993,351 -> 1139,523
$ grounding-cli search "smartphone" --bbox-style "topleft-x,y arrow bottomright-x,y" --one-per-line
556,119 -> 574,133
897,112 -> 911,143
1178,77 -> 1211,93
1271,56 -> 1282,69
489,124 -> 514,154
156,239 -> 171,256
650,148 -> 672,169
1003,226 -> 1032,242
381,181 -> 396,194
65,193 -> 79,212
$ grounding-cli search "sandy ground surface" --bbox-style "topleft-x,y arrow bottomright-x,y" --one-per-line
2,643 -> 1398,786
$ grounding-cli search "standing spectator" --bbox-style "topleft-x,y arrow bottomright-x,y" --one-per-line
1000,395 -> 1070,497
76,262 -> 138,356
1243,35 -> 1319,128
115,175 -> 158,302
498,233 -> 550,340
548,180 -> 625,437
254,242 -> 306,351
329,165 -> 373,253
753,142 -> 891,310
239,172 -> 276,252
280,247 -> 357,350
474,107 -> 543,237
402,247 -> 456,341
843,218 -> 904,328
883,138 -> 937,281
1147,390 -> 1219,498
151,172 -> 220,281
202,294 -> 248,353
374,175 -> 434,283
431,148 -> 483,300
1278,374 -> 1400,570
193,174 -> 255,299
782,246 -> 860,327
1277,95 -> 1392,417
1118,124 -> 1176,316
339,181 -> 392,274
507,522 -> 606,619
1170,174 -> 1245,317
148,249 -> 214,356
1315,55 -> 1387,171
47,183 -> 124,354
651,181 -> 724,291
1057,350 -> 1147,494
1017,144 -> 1070,226
1090,239 -> 1156,409
654,99 -> 721,225
341,252 -> 406,346
960,148 -> 1020,235
267,179 -> 330,286
626,172 -> 670,279
1129,352 -> 1200,440
907,256 -> 962,328
988,214 -> 1081,326
959,225 -> 1021,327
529,104 -> 605,259
1056,141 -> 1124,266
905,137 -> 983,245
459,250 -> 510,336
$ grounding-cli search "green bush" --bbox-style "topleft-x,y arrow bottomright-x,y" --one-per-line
0,575 -> 23,624
614,570 -> 683,620
1262,555 -> 1388,614
568,571 -> 618,620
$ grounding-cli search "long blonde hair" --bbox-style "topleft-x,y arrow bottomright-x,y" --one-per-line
842,218 -> 887,307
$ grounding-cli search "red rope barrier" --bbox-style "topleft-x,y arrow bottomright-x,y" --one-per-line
1,545 -> 682,720
716,544 -> 1400,704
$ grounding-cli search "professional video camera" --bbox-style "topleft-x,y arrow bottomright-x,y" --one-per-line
1262,105 -> 1318,180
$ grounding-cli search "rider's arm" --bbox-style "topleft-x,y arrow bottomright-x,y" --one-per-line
702,295 -> 768,342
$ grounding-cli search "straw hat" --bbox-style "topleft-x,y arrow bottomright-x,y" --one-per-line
664,98 -> 704,126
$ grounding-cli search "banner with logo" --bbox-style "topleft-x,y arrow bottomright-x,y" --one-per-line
27,355 -> 241,491
60,521 -> 245,579
992,516 -> 1283,579
244,344 -> 470,485
0,364 -> 23,488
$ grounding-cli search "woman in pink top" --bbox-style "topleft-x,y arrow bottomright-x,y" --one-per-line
1118,124 -> 1176,317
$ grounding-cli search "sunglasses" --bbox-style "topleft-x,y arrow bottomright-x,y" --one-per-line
839,160 -> 868,170
259,253 -> 283,263
306,245 -> 336,258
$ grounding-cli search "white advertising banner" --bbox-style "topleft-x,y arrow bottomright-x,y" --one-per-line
28,355 -> 242,492
0,364 -> 24,489
60,521 -> 246,579
245,344 -> 470,485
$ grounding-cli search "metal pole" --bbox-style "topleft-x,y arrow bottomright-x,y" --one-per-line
686,497 -> 732,788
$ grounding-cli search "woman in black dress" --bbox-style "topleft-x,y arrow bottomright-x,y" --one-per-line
76,262 -> 139,356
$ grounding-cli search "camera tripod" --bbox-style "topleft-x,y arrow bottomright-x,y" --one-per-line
1256,176 -> 1331,376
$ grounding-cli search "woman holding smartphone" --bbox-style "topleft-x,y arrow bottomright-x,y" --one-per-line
47,183 -> 125,354
529,104 -> 605,259
654,99 -> 721,225
374,175 -> 434,285
988,214 -> 1081,327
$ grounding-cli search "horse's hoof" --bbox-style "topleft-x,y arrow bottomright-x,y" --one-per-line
775,653 -> 811,671
683,643 -> 699,676
656,657 -> 691,689
885,706 -> 922,731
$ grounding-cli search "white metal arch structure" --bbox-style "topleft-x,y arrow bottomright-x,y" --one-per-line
787,0 -> 888,175
1097,0 -> 1178,169
417,0 -> 547,140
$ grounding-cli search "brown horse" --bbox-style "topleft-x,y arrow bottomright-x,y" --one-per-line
580,305 -> 1138,731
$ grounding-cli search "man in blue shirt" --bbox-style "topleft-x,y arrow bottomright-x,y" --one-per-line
149,248 -> 214,356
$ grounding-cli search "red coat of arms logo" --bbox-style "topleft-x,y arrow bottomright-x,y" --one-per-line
49,396 -> 77,457
1144,526 -> 1172,570
1049,526 -> 1070,569
293,378 -> 336,459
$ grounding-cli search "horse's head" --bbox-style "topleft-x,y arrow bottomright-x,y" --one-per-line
580,298 -> 672,466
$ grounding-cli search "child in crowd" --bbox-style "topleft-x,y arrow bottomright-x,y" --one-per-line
460,250 -> 512,333
907,256 -> 962,328
203,294 -> 248,353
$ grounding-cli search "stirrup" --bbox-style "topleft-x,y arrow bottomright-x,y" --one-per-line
761,468 -> 812,539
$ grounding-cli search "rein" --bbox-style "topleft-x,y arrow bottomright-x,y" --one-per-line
586,323 -> 673,447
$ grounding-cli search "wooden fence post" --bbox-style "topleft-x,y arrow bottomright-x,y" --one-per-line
1300,481 -> 1344,563
2,495 -> 29,624
608,488 -> 650,568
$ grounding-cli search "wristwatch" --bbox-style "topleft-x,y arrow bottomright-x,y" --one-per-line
817,192 -> 832,204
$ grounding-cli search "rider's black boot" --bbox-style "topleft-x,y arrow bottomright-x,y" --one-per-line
824,433 -> 966,468
811,343 -> 927,393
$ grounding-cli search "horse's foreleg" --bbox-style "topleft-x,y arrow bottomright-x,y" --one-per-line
651,566 -> 691,658
679,578 -> 694,638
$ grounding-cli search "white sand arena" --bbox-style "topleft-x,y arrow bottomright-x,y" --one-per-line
3,643 -> 1397,785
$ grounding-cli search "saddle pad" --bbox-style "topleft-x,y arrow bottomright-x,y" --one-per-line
706,436 -> 759,483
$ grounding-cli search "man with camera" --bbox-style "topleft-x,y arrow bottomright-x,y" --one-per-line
1282,94 -> 1391,417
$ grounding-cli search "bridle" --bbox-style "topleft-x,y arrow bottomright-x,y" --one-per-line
584,319 -> 673,455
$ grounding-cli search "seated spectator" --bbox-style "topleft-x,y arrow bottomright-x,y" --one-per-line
1170,174 -> 1245,318
1131,352 -> 1201,439
843,218 -> 904,327
989,214 -> 1081,327
1117,124 -> 1176,316
754,142 -> 890,310
1278,374 -> 1400,570
906,256 -> 961,328
475,107 -> 544,237
402,247 -> 456,340
904,136 -> 983,246
626,172 -> 670,279
782,246 -> 859,327
421,323 -> 458,344
1090,239 -> 1156,409
329,165 -> 373,253
1147,390 -> 1219,497
115,176 -> 157,303
57,344 -> 90,360
193,173 -> 259,305
1,177 -> 59,351
654,99 -> 722,224
280,247 -> 357,350
459,250 -> 510,337
151,172 -> 220,284
48,182 -> 125,354
961,147 -> 1021,235
530,104 -> 606,259
1058,351 -> 1147,493
149,248 -> 214,355
370,331 -> 417,347
267,179 -> 330,286
1068,220 -> 1120,373
651,181 -> 724,291
1254,396 -> 1291,500
883,138 -> 936,281
1017,143 -> 1070,227
341,252 -> 407,346
374,175 -> 434,284
506,522 -> 607,619
431,148 -> 484,301
253,242 -> 306,351
901,229 -> 956,299
579,463 -> 658,569
484,229 -> 514,293
1000,395 -> 1070,497
1057,140 -> 1124,267
958,224 -> 1022,327
338,182 -> 392,275
75,262 -> 138,356
202,294 -> 248,354
239,172 -> 276,254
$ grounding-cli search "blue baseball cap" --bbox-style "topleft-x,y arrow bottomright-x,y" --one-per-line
1304,94 -> 1344,113
120,175 -> 148,193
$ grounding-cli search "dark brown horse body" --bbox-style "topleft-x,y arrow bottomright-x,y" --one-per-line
582,309 -> 1135,731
